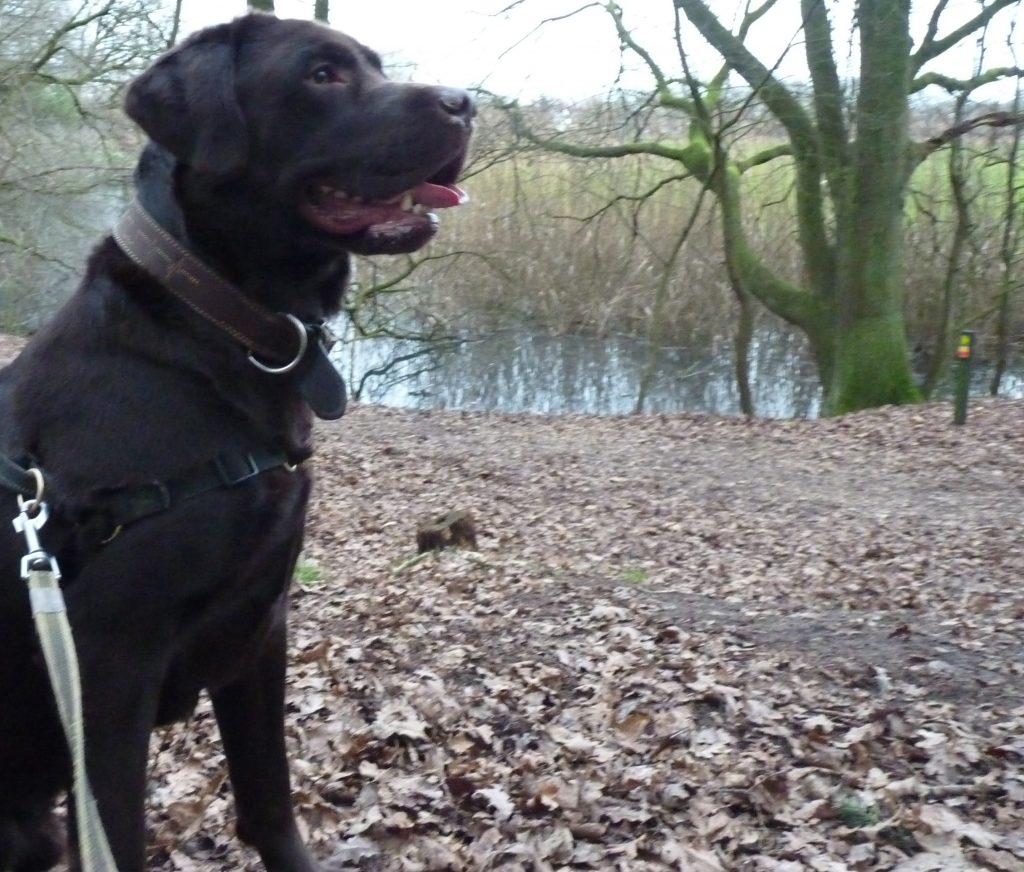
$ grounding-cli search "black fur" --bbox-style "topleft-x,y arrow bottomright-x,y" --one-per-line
0,14 -> 472,871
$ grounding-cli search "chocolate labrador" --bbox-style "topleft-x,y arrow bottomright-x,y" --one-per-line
0,13 -> 471,871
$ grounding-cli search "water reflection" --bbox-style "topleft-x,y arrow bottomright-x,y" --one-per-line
330,325 -> 1024,418
332,327 -> 823,418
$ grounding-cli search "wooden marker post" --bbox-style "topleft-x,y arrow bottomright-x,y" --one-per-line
953,330 -> 974,425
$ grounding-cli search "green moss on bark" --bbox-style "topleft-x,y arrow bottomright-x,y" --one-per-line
827,315 -> 921,415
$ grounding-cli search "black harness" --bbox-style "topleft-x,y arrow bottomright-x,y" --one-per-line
82,447 -> 296,531
1,447 -> 296,545
0,451 -> 36,498
2,198 -> 342,550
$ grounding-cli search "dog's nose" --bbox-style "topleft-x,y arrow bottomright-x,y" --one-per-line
437,87 -> 475,120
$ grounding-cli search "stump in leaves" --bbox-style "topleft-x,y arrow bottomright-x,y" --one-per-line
416,510 -> 478,553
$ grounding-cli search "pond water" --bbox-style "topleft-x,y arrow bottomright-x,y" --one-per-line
331,326 -> 1024,418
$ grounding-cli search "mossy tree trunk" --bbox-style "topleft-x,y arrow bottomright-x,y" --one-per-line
508,0 -> 1020,414
826,0 -> 920,412
678,0 -> 923,414
684,0 -> 1020,412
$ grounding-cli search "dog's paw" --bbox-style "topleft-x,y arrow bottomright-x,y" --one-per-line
0,814 -> 63,872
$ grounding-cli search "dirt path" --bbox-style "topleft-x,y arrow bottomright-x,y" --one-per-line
3,333 -> 1023,870
292,397 -> 1023,870
307,401 -> 1024,701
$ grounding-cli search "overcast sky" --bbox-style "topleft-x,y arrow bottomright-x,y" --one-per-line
180,0 -> 1020,102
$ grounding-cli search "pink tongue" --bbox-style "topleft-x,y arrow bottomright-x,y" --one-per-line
412,182 -> 467,208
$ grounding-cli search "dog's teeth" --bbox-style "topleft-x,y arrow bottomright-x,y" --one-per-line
400,193 -> 414,212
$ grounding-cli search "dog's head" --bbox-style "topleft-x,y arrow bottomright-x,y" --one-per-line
125,14 -> 473,257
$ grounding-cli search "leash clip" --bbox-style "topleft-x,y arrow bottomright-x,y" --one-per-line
13,500 -> 61,581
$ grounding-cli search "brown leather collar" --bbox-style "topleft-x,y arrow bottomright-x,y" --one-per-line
112,200 -> 304,368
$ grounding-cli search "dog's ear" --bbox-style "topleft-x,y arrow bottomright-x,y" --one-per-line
125,23 -> 248,177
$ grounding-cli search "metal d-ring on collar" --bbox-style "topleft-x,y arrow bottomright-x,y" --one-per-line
111,201 -> 348,420
247,313 -> 308,374
112,202 -> 312,370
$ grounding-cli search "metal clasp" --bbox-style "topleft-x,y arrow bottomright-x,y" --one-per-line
313,320 -> 339,352
13,500 -> 61,581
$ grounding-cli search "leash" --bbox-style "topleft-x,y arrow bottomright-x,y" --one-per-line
2,447 -> 297,871
1,198 -> 336,869
13,480 -> 117,872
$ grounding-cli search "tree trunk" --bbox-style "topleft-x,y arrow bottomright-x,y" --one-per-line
315,0 -> 329,22
168,0 -> 183,47
990,83 -> 1022,396
922,108 -> 970,398
733,286 -> 755,417
827,314 -> 919,414
826,0 -> 920,414
248,0 -> 274,12
675,0 -> 922,415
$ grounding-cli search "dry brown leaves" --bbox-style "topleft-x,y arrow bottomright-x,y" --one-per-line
3,336 -> 1022,870
151,399 -> 1024,871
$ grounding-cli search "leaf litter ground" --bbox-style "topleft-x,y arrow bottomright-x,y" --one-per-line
2,336 -> 1022,871
150,400 -> 1024,872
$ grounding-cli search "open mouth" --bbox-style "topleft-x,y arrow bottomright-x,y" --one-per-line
301,177 -> 469,254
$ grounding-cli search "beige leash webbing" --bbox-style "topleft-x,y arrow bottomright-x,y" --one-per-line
14,490 -> 118,872
27,568 -> 117,872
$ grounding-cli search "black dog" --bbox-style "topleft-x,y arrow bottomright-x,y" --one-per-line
0,14 -> 471,871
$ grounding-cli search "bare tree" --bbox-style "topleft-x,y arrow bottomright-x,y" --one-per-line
502,0 -> 1024,413
0,0 -> 173,330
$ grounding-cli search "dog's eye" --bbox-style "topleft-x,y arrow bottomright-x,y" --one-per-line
309,64 -> 350,86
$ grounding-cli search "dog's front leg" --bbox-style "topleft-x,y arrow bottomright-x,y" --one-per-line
66,648 -> 161,872
210,600 -> 320,872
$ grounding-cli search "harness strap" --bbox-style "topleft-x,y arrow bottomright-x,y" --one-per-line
1,447 -> 295,536
0,451 -> 36,497
94,447 -> 294,530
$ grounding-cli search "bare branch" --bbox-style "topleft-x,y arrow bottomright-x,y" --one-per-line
920,0 -> 952,54
736,143 -> 792,172
500,99 -> 691,162
561,173 -> 693,224
29,1 -> 116,75
912,66 -> 1024,95
919,110 -> 1024,158
912,0 -> 1020,72
167,0 -> 183,48
497,3 -> 602,64
605,2 -> 690,110
675,0 -> 820,175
